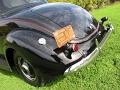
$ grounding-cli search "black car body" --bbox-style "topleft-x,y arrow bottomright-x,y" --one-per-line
0,0 -> 113,86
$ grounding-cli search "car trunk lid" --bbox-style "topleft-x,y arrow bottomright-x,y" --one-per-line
31,3 -> 97,40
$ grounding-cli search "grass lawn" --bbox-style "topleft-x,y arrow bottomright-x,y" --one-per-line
0,2 -> 120,90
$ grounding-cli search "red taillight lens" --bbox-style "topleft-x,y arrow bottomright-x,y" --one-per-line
72,44 -> 79,52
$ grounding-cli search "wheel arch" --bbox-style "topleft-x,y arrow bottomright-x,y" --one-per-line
5,48 -> 15,71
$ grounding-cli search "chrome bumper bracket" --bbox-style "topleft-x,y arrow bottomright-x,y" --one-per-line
64,25 -> 113,73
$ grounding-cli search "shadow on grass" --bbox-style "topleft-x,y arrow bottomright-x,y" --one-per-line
45,75 -> 65,87
0,68 -> 22,79
0,68 -> 16,76
0,69 -> 65,87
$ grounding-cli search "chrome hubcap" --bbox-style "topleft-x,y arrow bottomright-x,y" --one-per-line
18,57 -> 36,81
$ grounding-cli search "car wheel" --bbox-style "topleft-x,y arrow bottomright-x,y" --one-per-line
14,52 -> 45,86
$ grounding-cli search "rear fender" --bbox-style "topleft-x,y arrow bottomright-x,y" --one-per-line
6,29 -> 58,63
5,44 -> 66,75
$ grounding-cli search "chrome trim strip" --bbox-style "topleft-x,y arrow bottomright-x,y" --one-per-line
99,28 -> 113,50
70,23 -> 100,44
64,26 -> 113,73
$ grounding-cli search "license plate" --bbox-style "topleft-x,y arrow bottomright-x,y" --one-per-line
53,25 -> 75,48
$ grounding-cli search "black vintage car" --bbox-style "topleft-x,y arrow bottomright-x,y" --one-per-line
0,0 -> 113,86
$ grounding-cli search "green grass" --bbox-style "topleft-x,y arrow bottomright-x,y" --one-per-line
0,2 -> 120,90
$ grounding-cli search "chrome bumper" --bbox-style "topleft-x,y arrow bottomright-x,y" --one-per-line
64,24 -> 113,73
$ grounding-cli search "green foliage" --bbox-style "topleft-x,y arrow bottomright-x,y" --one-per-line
48,0 -> 119,10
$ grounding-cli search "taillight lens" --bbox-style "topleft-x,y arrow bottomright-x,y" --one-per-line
72,44 -> 79,52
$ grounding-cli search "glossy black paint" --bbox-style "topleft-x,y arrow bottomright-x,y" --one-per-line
0,1 -> 100,75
